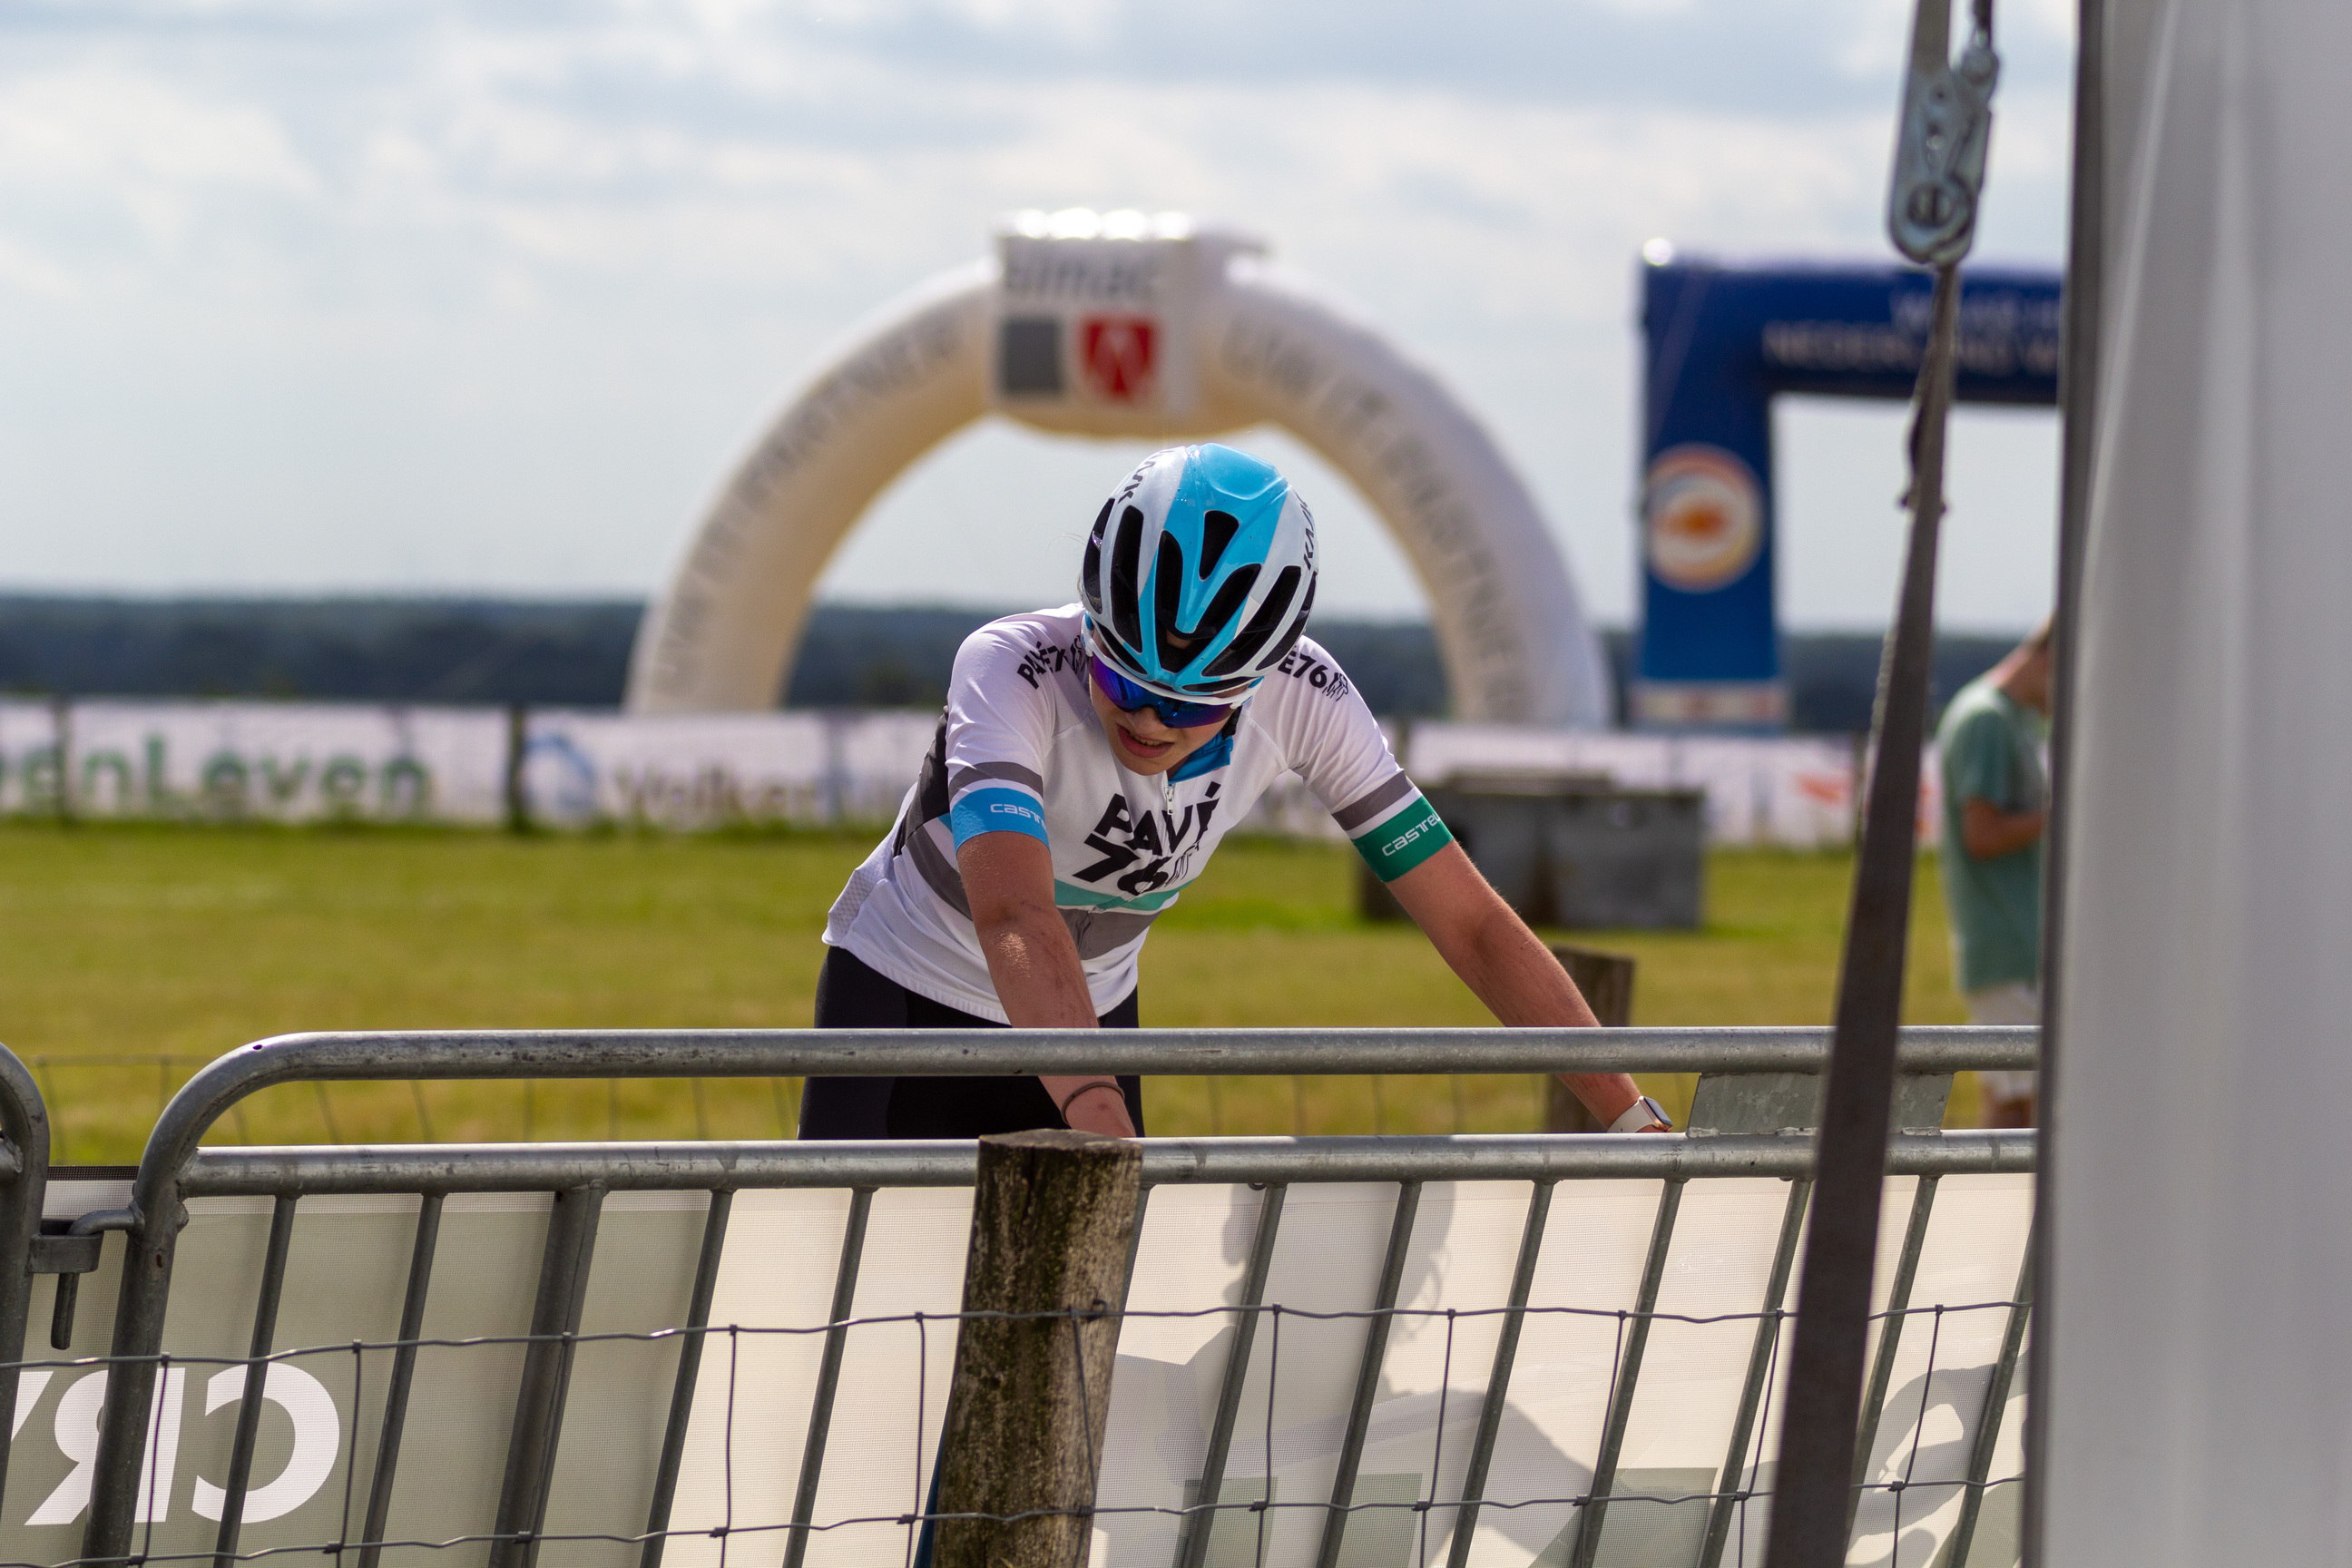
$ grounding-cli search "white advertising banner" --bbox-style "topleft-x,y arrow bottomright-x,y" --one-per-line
0,699 -> 1956,849
523,710 -> 835,829
8,701 -> 510,824
0,701 -> 63,815
5,1172 -> 2030,1568
521,710 -> 936,830
1405,723 -> 1929,850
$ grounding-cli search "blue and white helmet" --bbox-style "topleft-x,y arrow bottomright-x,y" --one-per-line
1079,444 -> 1318,701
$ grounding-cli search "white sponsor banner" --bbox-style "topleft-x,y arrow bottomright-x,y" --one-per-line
1405,723 -> 1933,849
522,709 -> 938,830
0,700 -> 1966,848
15,701 -> 509,824
8,1171 -> 2030,1567
835,710 -> 944,821
0,701 -> 64,815
524,710 -> 835,828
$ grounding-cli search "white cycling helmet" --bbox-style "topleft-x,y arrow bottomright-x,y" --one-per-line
1078,444 -> 1318,701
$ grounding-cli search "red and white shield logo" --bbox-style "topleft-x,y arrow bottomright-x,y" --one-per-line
1080,315 -> 1158,403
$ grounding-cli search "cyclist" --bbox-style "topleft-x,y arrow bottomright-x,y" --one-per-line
801,443 -> 1671,1141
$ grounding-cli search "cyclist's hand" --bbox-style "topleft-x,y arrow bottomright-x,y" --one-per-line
1060,1081 -> 1136,1138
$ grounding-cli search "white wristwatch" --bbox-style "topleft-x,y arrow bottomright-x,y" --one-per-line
1609,1095 -> 1672,1134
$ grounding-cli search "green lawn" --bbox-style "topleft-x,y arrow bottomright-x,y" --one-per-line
0,822 -> 1975,1161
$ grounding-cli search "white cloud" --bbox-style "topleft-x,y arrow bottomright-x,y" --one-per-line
0,0 -> 2071,630
0,64 -> 314,192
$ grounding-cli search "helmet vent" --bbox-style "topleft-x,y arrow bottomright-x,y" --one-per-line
1266,575 -> 1317,670
1202,566 -> 1299,679
1155,533 -> 1257,677
1109,505 -> 1146,650
1093,623 -> 1156,688
1081,501 -> 1110,612
1198,510 -> 1240,579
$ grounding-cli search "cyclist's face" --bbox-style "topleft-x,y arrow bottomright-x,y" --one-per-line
1086,677 -> 1228,776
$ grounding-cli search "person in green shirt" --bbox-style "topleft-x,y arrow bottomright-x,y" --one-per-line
1936,620 -> 2052,1128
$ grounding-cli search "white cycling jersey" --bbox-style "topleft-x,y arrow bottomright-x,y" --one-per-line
824,604 -> 1454,1020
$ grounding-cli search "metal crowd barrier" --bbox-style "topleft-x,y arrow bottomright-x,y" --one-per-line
0,1026 -> 2038,1567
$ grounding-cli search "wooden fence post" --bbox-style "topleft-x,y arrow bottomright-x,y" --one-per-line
1545,944 -> 1637,1132
504,702 -> 530,834
932,1129 -> 1142,1568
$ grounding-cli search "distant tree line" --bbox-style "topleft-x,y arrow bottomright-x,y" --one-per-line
0,595 -> 2016,732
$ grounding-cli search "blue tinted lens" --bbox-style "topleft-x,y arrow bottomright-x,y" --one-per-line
1089,658 -> 1230,728
1155,697 -> 1230,727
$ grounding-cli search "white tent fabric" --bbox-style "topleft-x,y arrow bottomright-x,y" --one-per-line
2044,1 -> 2352,1560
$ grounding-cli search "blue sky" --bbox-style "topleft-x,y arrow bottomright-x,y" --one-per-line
0,0 -> 2074,628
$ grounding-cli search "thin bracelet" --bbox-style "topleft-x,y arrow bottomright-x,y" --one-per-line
1056,1080 -> 1122,1117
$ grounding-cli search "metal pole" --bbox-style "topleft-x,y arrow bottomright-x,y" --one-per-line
1174,1183 -> 1287,1568
783,1186 -> 877,1568
1698,1179 -> 1812,1568
1572,1179 -> 1687,1568
1848,1177 -> 1941,1534
358,1192 -> 443,1568
134,1026 -> 2043,1165
505,703 -> 530,834
211,1195 -> 299,1568
1766,255 -> 1962,1568
1315,1181 -> 1422,1568
490,1184 -> 607,1568
176,1131 -> 2037,1201
1769,0 -> 1997,1553
0,1046 -> 48,1519
640,1190 -> 734,1568
1446,1181 -> 1554,1568
1946,1226 -> 2035,1565
2024,0 -> 2104,1559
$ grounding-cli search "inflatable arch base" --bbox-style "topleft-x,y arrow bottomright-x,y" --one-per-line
625,211 -> 1611,728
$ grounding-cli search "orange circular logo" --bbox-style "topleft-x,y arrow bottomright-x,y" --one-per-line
1645,446 -> 1762,593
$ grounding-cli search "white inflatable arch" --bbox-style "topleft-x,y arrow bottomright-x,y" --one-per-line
626,212 -> 1611,726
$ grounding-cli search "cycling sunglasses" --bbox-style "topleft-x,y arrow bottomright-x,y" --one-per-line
1088,657 -> 1239,729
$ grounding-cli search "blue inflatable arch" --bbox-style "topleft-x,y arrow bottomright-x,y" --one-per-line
1635,251 -> 2063,730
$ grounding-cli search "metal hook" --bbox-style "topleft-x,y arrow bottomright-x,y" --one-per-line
1887,0 -> 2001,266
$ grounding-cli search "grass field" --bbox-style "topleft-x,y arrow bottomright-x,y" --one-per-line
0,822 -> 1976,1161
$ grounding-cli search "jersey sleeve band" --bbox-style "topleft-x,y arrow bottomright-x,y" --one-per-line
949,785 -> 1052,848
949,760 -> 1046,797
1350,796 -> 1455,882
1331,770 -> 1417,831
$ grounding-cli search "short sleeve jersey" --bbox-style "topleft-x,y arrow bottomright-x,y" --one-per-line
1936,674 -> 2047,993
823,604 -> 1452,1020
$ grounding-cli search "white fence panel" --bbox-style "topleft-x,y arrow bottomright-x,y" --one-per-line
524,710 -> 834,828
1405,723 -> 1922,849
45,701 -> 507,824
0,701 -> 62,814
0,700 -> 1970,848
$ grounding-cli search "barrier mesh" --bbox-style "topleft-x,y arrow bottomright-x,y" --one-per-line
0,1293 -> 2027,1568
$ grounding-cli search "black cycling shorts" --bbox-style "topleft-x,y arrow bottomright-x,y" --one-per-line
798,946 -> 1145,1140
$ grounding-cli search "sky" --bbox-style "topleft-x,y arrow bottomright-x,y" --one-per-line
0,0 -> 2076,631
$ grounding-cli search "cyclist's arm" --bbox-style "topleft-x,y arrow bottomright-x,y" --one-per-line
1387,842 -> 1661,1131
959,830 -> 1137,1137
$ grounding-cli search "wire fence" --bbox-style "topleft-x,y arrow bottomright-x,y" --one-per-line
0,1027 -> 2037,1568
22,1166 -> 2032,1567
0,1298 -> 2023,1568
0,1288 -> 2028,1568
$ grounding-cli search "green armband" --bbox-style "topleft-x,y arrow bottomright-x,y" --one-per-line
1352,799 -> 1455,882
